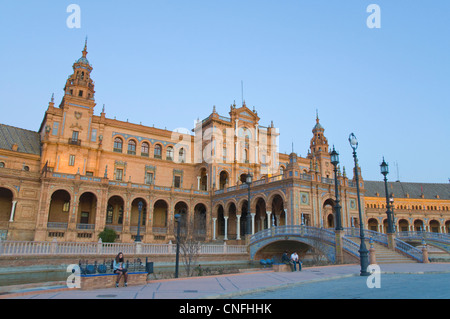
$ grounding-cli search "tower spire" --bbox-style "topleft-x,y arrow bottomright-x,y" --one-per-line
82,36 -> 88,58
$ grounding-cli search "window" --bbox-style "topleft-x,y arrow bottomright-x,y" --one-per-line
69,155 -> 75,166
127,140 -> 136,155
145,172 -> 154,185
52,122 -> 59,136
154,144 -> 162,159
106,205 -> 113,224
78,90 -> 83,97
115,168 -> 123,181
63,201 -> 70,212
178,148 -> 185,163
141,142 -> 149,157
72,131 -> 79,141
85,171 -> 93,176
113,137 -> 123,153
0,162 -> 4,168
166,146 -> 174,161
174,176 -> 181,188
91,129 -> 97,142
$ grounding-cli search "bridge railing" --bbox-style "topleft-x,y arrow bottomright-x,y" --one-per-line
250,225 -> 336,245
343,227 -> 388,246
342,237 -> 360,257
394,238 -> 423,262
396,231 -> 450,244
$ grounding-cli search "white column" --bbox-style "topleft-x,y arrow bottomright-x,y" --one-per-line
197,176 -> 200,190
266,211 -> 272,229
206,173 -> 208,190
251,213 -> 256,234
212,218 -> 217,240
224,216 -> 228,240
236,215 -> 241,240
9,200 -> 17,222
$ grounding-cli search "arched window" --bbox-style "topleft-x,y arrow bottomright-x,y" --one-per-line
127,140 -> 136,155
141,142 -> 149,157
179,148 -> 186,163
113,137 -> 123,153
154,144 -> 162,159
166,146 -> 174,161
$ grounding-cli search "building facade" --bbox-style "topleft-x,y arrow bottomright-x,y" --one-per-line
0,43 -> 449,243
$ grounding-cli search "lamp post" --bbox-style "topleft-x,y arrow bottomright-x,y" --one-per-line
330,146 -> 343,231
348,133 -> 370,276
380,158 -> 394,234
245,172 -> 253,236
135,201 -> 143,242
174,213 -> 181,278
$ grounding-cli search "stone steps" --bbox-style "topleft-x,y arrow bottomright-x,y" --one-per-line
357,239 -> 418,264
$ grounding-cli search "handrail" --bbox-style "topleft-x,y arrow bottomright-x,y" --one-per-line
394,238 -> 423,262
250,225 -> 336,245
0,240 -> 247,256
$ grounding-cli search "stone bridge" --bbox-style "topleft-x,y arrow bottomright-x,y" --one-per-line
248,226 -> 450,263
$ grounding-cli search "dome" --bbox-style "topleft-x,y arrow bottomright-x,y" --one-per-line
77,57 -> 90,65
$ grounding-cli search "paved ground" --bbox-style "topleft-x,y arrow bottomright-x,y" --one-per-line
3,263 -> 450,299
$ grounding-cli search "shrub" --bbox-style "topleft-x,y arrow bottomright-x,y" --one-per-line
98,228 -> 117,243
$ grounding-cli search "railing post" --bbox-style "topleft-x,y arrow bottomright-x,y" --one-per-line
369,238 -> 377,265
50,237 -> 58,254
334,229 -> 344,264
97,238 -> 103,254
422,240 -> 429,264
223,241 -> 227,254
387,232 -> 396,250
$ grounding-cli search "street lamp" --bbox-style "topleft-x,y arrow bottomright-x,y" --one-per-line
174,213 -> 181,278
348,133 -> 370,276
330,146 -> 343,231
245,172 -> 253,235
135,201 -> 143,242
380,158 -> 394,234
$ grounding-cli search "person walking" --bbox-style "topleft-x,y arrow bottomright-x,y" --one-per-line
113,252 -> 128,287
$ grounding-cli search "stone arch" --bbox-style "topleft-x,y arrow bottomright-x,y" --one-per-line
153,199 -> 168,228
429,219 -> 440,233
368,218 -> 379,231
130,197 -> 148,230
219,170 -> 229,190
106,195 -> 125,227
0,187 -> 15,222
413,219 -> 424,232
77,191 -> 98,227
47,189 -> 72,226
323,198 -> 335,228
398,219 -> 409,232
193,202 -> 207,238
174,201 -> 189,227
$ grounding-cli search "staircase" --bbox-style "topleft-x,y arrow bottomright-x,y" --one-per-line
371,241 -> 417,263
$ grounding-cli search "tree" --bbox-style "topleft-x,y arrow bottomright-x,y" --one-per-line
98,228 -> 117,243
175,213 -> 207,277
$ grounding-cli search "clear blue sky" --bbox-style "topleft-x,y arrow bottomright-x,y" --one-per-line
1,1 -> 449,183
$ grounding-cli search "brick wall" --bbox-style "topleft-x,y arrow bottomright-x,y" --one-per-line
80,272 -> 148,290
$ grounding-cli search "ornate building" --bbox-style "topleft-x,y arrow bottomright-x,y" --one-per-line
0,43 -> 449,243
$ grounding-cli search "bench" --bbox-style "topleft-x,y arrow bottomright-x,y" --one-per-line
80,272 -> 148,290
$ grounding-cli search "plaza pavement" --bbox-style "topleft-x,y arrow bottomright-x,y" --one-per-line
3,262 -> 450,299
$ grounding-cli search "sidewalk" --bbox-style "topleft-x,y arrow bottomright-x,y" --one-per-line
4,263 -> 450,299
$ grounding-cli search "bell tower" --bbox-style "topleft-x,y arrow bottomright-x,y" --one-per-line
308,111 -> 332,179
59,38 -> 96,111
309,111 -> 329,156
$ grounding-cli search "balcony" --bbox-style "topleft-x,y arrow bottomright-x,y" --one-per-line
68,138 -> 81,146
